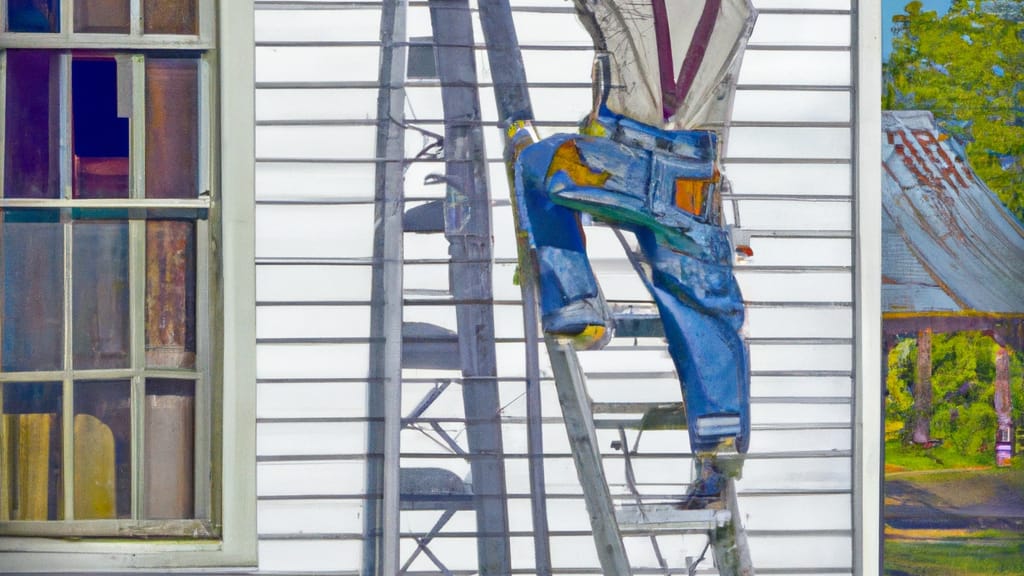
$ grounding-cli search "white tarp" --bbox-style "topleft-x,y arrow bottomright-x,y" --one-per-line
575,0 -> 756,129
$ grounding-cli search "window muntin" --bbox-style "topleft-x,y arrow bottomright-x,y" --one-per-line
0,46 -> 212,537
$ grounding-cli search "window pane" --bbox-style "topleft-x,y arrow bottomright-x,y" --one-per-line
1,382 -> 63,521
4,50 -> 59,200
146,221 -> 196,369
143,0 -> 197,35
1,210 -> 64,372
6,0 -> 59,32
146,59 -> 199,199
73,380 -> 130,520
143,0 -> 196,34
74,0 -> 130,34
73,58 -> 129,200
144,379 -> 193,519
73,222 -> 130,370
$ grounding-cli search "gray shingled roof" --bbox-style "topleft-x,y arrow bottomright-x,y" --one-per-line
882,111 -> 1024,315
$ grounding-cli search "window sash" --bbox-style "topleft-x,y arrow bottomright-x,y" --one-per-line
0,47 -> 214,535
0,237 -> 213,529
0,0 -> 216,49
0,51 -> 211,203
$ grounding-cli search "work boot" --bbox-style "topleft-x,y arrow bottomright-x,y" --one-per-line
542,296 -> 613,350
677,457 -> 726,510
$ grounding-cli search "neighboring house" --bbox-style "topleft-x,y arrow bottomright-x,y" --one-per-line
882,110 -> 1023,459
1,0 -> 876,574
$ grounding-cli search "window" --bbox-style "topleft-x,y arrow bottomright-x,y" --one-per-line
0,0 -> 254,570
1,48 -> 209,532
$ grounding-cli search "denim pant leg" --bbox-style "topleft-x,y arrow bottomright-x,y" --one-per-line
634,228 -> 751,454
514,137 -> 602,331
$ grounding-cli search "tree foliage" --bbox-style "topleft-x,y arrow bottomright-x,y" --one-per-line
884,0 -> 1024,222
886,338 -> 917,441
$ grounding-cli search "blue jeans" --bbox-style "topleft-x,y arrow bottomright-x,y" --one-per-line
513,112 -> 750,453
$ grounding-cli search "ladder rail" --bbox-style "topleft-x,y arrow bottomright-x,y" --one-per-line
546,336 -> 634,576
711,480 -> 755,576
551,336 -> 754,576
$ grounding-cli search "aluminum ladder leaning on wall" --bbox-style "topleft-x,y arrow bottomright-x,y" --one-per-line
478,1 -> 754,574
547,332 -> 754,576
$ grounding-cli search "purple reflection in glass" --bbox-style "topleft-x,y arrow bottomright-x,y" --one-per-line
4,50 -> 59,200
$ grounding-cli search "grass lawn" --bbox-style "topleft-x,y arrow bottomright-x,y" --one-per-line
884,465 -> 1024,575
885,440 -> 998,471
885,466 -> 1024,512
885,538 -> 1024,575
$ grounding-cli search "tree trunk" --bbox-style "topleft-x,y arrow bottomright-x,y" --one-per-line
995,346 -> 1012,466
912,329 -> 932,445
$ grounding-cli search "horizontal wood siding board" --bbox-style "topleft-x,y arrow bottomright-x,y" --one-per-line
253,0 -> 857,572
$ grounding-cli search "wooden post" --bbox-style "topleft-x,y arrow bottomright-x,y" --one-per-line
912,328 -> 932,445
994,346 -> 1012,466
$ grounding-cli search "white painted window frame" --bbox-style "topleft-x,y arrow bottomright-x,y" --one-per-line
854,2 -> 882,576
0,0 -> 255,570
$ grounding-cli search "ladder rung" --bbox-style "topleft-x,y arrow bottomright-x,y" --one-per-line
615,504 -> 731,533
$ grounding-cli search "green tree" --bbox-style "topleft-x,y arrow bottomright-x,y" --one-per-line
929,331 -> 996,401
886,338 -> 917,441
928,333 -> 997,460
885,0 -> 1024,221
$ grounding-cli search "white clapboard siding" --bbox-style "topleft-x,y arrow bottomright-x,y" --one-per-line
254,0 -> 859,573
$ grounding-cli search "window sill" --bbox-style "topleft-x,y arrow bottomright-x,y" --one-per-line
0,519 -> 217,539
0,534 -> 255,571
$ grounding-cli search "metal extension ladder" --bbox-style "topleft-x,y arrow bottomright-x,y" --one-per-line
545,334 -> 754,576
474,3 -> 754,569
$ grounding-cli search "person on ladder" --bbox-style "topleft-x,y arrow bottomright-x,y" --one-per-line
508,0 -> 757,506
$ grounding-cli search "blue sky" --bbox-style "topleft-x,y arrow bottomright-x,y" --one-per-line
883,0 -> 952,60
